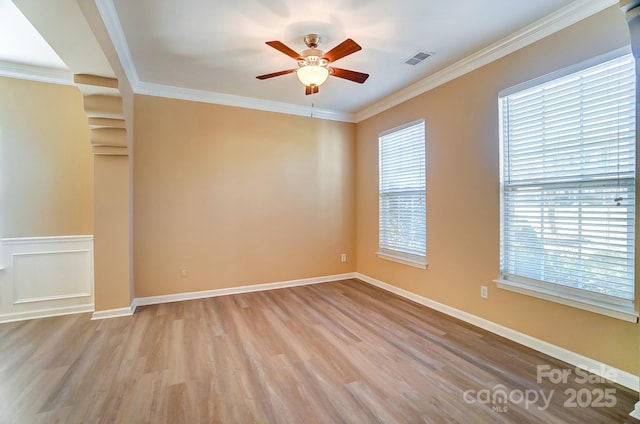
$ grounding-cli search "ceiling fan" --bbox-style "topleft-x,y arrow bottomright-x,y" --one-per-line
257,34 -> 369,95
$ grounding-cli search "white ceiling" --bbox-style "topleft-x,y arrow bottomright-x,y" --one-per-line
0,0 -> 620,121
109,0 -> 576,114
0,0 -> 67,69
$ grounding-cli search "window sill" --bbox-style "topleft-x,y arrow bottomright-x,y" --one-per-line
494,279 -> 638,323
377,252 -> 427,269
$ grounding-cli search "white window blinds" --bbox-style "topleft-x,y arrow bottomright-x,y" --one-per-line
499,52 -> 636,303
379,120 -> 426,264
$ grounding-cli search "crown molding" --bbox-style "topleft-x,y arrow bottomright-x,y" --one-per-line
0,60 -> 73,86
95,0 -> 616,123
353,0 -> 618,122
95,0 -> 354,122
136,81 -> 353,122
94,0 -> 139,89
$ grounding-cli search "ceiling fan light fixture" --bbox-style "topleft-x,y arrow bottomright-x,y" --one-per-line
258,35 -> 368,95
296,64 -> 329,86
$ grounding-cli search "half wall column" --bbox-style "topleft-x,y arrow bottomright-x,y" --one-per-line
75,74 -> 133,314
619,0 -> 640,419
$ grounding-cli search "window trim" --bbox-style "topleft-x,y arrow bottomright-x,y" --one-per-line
377,250 -> 427,269
494,278 -> 638,323
497,47 -> 638,322
498,46 -> 632,98
377,119 -> 427,268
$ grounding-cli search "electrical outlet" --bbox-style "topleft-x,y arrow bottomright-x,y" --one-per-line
480,285 -> 488,299
341,253 -> 347,262
180,266 -> 188,278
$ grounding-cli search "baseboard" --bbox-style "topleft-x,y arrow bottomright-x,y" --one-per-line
90,271 -> 640,394
0,304 -> 94,324
132,272 -> 358,309
355,273 -> 640,392
631,401 -> 640,419
91,306 -> 134,320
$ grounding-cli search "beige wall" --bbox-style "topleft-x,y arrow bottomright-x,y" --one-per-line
94,154 -> 131,311
133,95 -> 355,297
0,77 -> 93,238
356,5 -> 639,375
4,2 -> 633,378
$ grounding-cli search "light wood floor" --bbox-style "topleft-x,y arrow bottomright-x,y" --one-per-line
0,279 -> 638,423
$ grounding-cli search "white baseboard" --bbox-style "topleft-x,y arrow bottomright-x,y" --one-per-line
355,273 -> 640,392
89,271 -> 640,395
132,272 -> 358,310
91,306 -> 134,320
93,273 -> 357,320
0,304 -> 93,324
631,401 -> 640,419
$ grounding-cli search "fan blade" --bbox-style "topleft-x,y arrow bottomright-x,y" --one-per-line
305,84 -> 319,95
265,41 -> 303,60
322,39 -> 361,62
256,69 -> 296,80
331,67 -> 369,84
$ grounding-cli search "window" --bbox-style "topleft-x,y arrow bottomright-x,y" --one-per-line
498,50 -> 637,321
378,120 -> 426,268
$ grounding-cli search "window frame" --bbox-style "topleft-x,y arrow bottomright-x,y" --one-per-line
496,47 -> 638,322
377,119 -> 427,269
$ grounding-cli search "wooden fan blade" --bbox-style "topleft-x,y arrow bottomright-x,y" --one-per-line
256,69 -> 296,80
331,67 -> 369,84
265,41 -> 303,60
322,39 -> 361,63
305,84 -> 319,95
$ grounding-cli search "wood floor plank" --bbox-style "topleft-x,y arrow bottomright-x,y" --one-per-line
0,278 -> 637,423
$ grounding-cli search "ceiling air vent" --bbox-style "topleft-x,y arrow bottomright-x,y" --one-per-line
404,51 -> 431,65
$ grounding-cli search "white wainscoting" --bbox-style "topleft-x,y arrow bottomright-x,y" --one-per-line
0,236 -> 94,323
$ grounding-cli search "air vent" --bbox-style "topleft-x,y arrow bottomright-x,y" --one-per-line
404,51 -> 431,65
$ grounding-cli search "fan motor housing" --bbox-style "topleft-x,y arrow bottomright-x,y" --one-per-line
298,49 -> 329,68
301,48 -> 323,59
